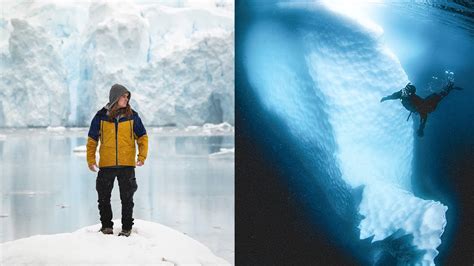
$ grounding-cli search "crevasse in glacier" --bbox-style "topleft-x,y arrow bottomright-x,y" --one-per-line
243,3 -> 447,265
0,0 -> 234,127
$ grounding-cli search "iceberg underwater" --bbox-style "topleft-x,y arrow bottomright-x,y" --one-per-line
236,1 -> 474,265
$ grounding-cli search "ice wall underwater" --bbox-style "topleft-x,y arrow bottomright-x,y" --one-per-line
235,2 -> 471,265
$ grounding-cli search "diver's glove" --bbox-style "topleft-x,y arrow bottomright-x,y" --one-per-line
380,96 -> 388,102
446,81 -> 454,90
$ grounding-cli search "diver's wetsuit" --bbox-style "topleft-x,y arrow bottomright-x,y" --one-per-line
382,84 -> 454,137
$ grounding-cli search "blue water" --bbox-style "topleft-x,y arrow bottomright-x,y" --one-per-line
365,3 -> 474,264
236,1 -> 474,265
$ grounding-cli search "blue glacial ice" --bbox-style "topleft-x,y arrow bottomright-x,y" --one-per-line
0,1 -> 234,127
243,3 -> 447,265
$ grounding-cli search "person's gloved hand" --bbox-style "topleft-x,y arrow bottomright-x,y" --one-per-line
380,96 -> 388,102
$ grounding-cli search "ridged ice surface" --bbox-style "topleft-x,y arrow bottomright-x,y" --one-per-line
244,3 -> 447,265
360,183 -> 447,264
0,18 -> 69,127
304,21 -> 413,189
0,1 -> 234,127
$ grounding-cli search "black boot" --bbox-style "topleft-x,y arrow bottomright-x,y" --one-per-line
118,229 -> 131,237
100,227 -> 113,235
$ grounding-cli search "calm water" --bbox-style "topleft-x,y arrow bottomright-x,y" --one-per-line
0,128 -> 234,264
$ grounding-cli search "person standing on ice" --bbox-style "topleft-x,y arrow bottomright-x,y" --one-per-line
86,84 -> 148,237
380,81 -> 462,137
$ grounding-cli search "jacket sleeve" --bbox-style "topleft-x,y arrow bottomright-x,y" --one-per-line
133,113 -> 148,162
86,114 -> 100,165
387,90 -> 402,100
381,90 -> 402,102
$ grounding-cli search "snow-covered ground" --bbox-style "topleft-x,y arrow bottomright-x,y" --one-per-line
0,126 -> 234,264
0,0 -> 234,127
1,219 -> 229,265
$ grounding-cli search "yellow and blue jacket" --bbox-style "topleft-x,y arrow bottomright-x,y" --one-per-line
86,108 -> 148,168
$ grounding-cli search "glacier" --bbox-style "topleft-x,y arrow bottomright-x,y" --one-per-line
241,3 -> 447,265
0,0 -> 234,127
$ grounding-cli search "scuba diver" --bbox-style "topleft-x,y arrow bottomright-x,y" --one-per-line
380,81 -> 462,137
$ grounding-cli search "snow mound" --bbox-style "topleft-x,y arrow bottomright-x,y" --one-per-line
46,126 -> 66,132
203,122 -> 235,134
209,148 -> 234,159
0,219 -> 229,265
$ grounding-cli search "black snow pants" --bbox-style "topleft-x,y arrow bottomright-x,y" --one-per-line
96,167 -> 138,230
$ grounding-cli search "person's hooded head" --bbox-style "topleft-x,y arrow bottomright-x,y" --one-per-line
107,84 -> 132,119
108,84 -> 131,107
403,83 -> 416,95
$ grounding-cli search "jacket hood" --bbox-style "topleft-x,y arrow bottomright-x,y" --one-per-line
108,84 -> 131,107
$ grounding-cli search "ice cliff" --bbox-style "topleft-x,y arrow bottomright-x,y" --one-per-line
0,0 -> 234,127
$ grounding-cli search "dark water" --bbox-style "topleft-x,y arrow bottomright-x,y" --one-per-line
0,128 -> 234,263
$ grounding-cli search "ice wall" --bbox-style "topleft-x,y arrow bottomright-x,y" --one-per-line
0,0 -> 234,127
243,4 -> 447,265
1,18 -> 69,127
